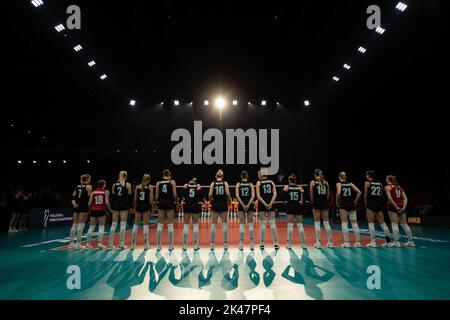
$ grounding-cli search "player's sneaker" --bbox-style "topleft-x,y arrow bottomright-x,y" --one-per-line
194,243 -> 200,251
86,243 -> 93,249
341,242 -> 351,248
286,242 -> 292,250
119,243 -> 127,250
224,243 -> 229,251
354,242 -> 361,248
210,243 -> 215,251
130,243 -> 135,250
182,244 -> 187,251
259,244 -> 265,250
97,243 -> 106,250
239,241 -> 244,251
394,241 -> 401,248
157,245 -> 162,251
144,243 -> 149,250
274,243 -> 280,250
367,241 -> 377,248
382,242 -> 391,247
314,241 -> 321,249
405,241 -> 416,247
108,243 -> 115,250
327,241 -> 334,248
249,242 -> 254,251
68,243 -> 75,250
168,245 -> 174,251
301,242 -> 307,249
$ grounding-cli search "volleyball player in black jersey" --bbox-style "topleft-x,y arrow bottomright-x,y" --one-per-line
108,171 -> 132,250
336,172 -> 362,248
235,170 -> 255,250
364,171 -> 392,247
208,170 -> 232,250
283,174 -> 306,249
132,173 -> 153,250
182,178 -> 202,250
69,174 -> 92,249
310,169 -> 333,248
155,169 -> 178,251
256,170 -> 279,250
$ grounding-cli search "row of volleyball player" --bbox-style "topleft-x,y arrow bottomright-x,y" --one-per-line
68,168 -> 415,250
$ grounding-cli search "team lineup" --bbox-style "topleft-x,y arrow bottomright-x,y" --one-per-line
68,168 -> 416,252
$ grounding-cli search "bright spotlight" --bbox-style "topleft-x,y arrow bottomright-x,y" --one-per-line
18,160 -> 22,164
174,100 -> 180,106
204,100 -> 209,106
261,100 -> 267,106
63,160 -> 67,164
33,160 -> 37,164
215,97 -> 226,109
304,100 -> 310,106
232,100 -> 238,106
375,27 -> 385,34
31,0 -> 44,7
358,46 -> 367,54
86,160 -> 90,164
48,160 -> 52,164
396,2 -> 408,11
100,74 -> 107,80
55,24 -> 65,32
343,64 -> 351,70
73,44 -> 83,52
88,60 -> 96,67
333,76 -> 340,82
130,99 -> 136,106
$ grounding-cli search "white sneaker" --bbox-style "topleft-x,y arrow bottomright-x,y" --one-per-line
341,242 -> 351,248
194,243 -> 200,251
97,243 -> 106,250
68,243 -> 75,250
75,243 -> 85,250
108,243 -> 115,250
354,242 -> 361,248
119,243 -> 127,250
86,243 -> 93,249
13,229 -> 19,233
394,241 -> 401,248
314,241 -> 321,249
405,241 -> 416,247
367,241 -> 377,248
327,241 -> 334,248
384,242 -> 393,248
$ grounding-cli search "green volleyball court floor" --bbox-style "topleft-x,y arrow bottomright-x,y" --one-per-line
1,217 -> 449,300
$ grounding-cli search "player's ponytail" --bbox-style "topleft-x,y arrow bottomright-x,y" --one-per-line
216,169 -> 224,179
80,174 -> 90,184
118,171 -> 127,184
139,174 -> 151,190
366,170 -> 377,181
240,170 -> 248,180
314,169 -> 325,184
386,175 -> 398,186
339,172 -> 347,182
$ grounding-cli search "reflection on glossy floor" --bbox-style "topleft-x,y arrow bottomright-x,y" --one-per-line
1,218 -> 450,300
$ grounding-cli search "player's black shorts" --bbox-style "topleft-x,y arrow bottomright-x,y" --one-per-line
212,201 -> 228,213
367,200 -> 384,212
157,200 -> 176,210
136,204 -> 151,213
111,199 -> 129,211
238,199 -> 251,212
285,203 -> 302,215
90,210 -> 106,218
312,201 -> 329,210
339,201 -> 355,211
184,202 -> 201,214
74,203 -> 89,213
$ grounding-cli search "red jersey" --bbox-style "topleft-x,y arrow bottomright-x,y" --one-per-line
91,188 -> 107,211
388,185 -> 404,207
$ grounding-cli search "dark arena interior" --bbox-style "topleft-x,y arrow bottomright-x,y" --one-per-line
1,0 -> 450,305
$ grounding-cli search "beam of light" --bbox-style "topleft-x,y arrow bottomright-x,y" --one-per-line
88,60 -> 96,67
100,74 -> 107,80
174,100 -> 180,106
130,99 -> 136,106
343,64 -> 351,70
358,46 -> 367,53
333,76 -> 340,82
261,100 -> 267,106
375,27 -> 385,34
304,100 -> 310,106
73,44 -> 83,51
232,100 -> 238,106
204,100 -> 209,106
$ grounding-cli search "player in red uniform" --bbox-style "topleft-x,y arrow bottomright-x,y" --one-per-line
385,175 -> 415,247
87,180 -> 111,249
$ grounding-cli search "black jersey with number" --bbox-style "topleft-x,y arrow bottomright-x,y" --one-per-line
74,184 -> 89,206
259,179 -> 274,203
238,182 -> 252,205
211,181 -> 228,212
158,180 -> 174,202
286,185 -> 302,204
185,184 -> 200,205
367,181 -> 384,211
112,182 -> 128,202
313,181 -> 329,209
136,185 -> 151,212
339,182 -> 356,210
